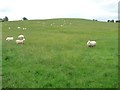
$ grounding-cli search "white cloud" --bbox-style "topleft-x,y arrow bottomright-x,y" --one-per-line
0,0 -> 119,21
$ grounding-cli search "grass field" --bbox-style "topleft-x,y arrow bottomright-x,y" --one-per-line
2,18 -> 118,88
0,22 -> 2,89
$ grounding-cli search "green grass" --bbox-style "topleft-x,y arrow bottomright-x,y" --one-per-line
0,22 -> 2,89
2,18 -> 118,88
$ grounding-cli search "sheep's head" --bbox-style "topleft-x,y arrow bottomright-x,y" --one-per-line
87,40 -> 91,45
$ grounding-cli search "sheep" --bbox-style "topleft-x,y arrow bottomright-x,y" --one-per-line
8,27 -> 11,29
23,28 -> 26,30
87,40 -> 96,47
60,25 -> 63,27
16,39 -> 24,44
18,35 -> 25,40
6,37 -> 14,41
17,27 -> 21,29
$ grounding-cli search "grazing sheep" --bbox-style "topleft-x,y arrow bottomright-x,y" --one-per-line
60,25 -> 63,27
6,37 -> 14,41
8,27 -> 11,29
16,40 -> 24,44
87,40 -> 96,47
23,28 -> 26,30
17,27 -> 21,29
18,35 -> 24,40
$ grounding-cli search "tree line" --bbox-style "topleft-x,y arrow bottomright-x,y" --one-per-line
107,20 -> 120,23
0,16 -> 120,23
93,19 -> 120,23
0,16 -> 28,22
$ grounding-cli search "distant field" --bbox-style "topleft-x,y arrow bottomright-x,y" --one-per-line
2,18 -> 118,88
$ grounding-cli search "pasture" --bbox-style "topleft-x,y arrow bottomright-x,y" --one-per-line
2,18 -> 118,88
0,22 -> 2,89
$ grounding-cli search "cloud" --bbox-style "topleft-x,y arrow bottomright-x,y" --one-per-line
0,8 -> 13,12
0,0 -> 119,21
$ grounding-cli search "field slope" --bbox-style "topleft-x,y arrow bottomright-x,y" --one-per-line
2,18 -> 118,88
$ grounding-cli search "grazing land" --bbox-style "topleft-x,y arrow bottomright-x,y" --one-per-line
2,18 -> 118,88
0,22 -> 2,89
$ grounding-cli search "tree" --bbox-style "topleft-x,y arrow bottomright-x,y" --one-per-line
0,18 -> 3,22
107,20 -> 114,23
3,16 -> 9,21
93,19 -> 97,21
107,20 -> 110,22
116,20 -> 120,23
22,17 -> 28,20
111,20 -> 114,23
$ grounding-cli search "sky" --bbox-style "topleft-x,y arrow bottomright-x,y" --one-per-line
0,0 -> 119,21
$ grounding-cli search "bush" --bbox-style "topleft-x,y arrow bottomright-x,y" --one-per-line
22,17 -> 28,20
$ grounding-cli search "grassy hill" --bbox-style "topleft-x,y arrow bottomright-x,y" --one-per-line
2,18 -> 118,88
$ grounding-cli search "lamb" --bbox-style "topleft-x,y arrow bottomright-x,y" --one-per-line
16,39 -> 24,44
87,40 -> 96,47
6,37 -> 14,41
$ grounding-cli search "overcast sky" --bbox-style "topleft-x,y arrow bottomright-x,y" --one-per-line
0,0 -> 119,21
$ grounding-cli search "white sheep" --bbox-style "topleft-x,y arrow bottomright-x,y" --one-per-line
60,25 -> 63,27
50,24 -> 53,26
16,40 -> 24,44
6,37 -> 14,41
18,35 -> 24,40
87,40 -> 96,47
23,28 -> 26,30
17,27 -> 21,29
8,27 -> 11,29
